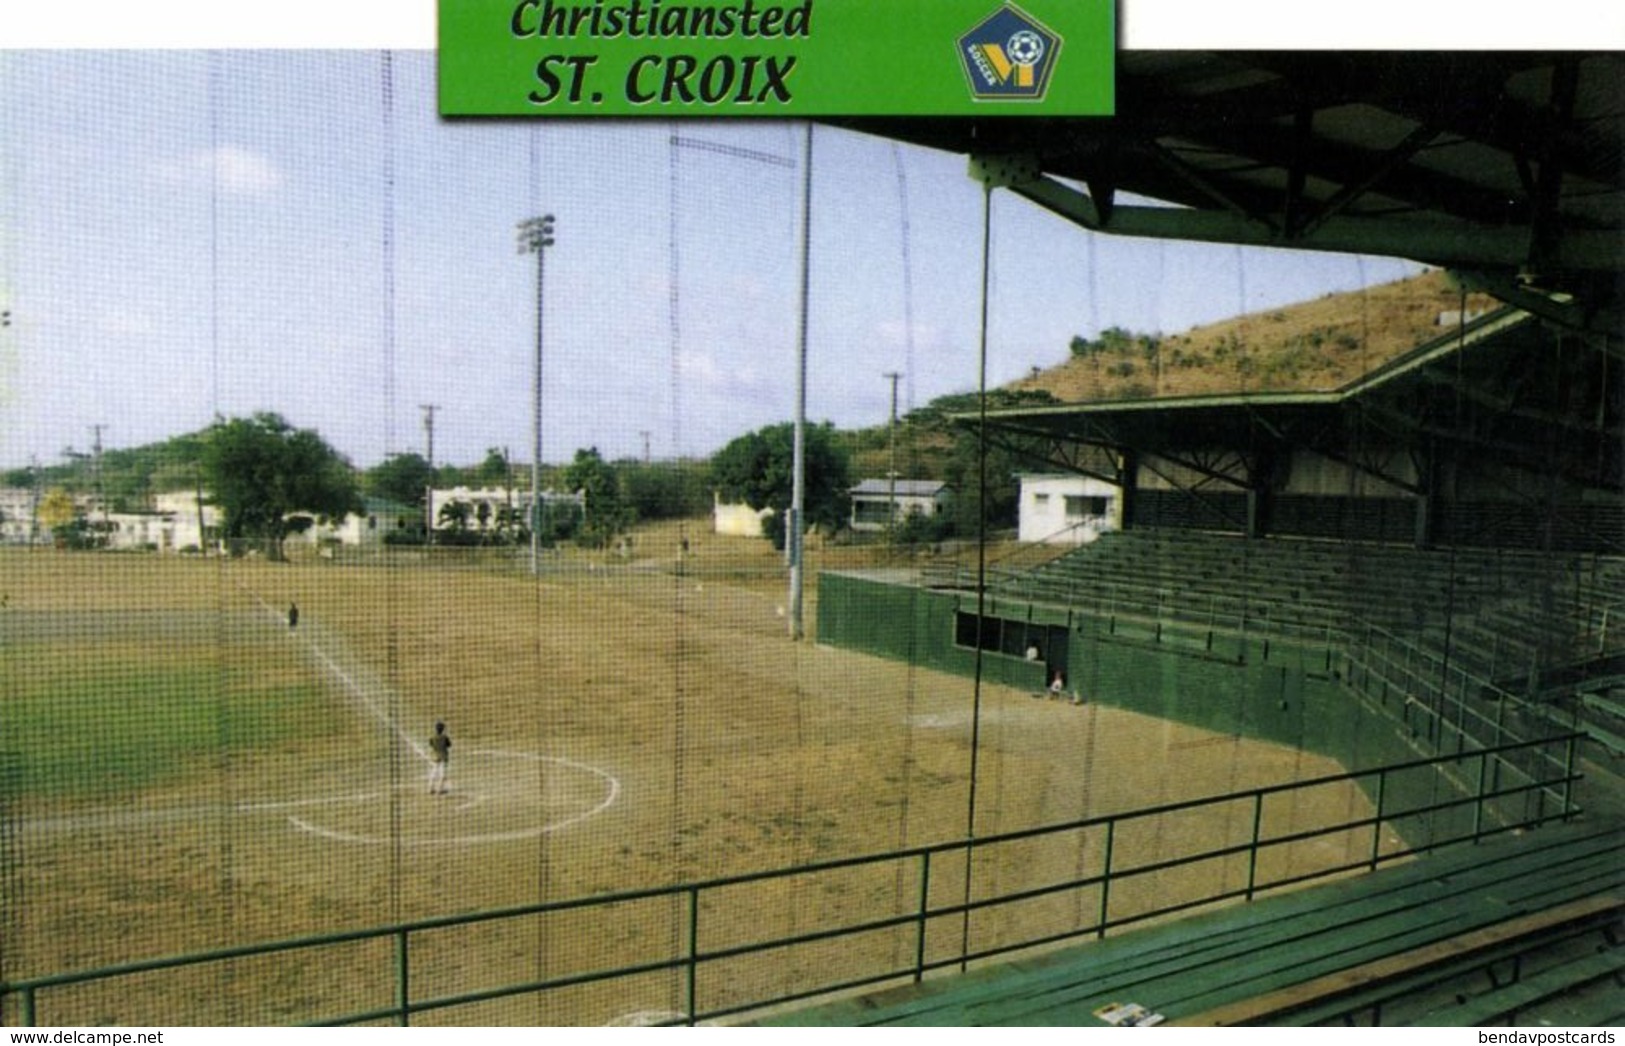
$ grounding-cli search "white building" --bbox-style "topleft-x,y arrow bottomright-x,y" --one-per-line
428,486 -> 583,534
1017,474 -> 1121,545
285,496 -> 415,550
848,479 -> 950,532
0,486 -> 40,544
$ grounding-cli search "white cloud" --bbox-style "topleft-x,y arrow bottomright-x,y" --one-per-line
155,145 -> 284,198
874,318 -> 944,350
97,307 -> 155,337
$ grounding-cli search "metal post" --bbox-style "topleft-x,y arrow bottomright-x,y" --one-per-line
395,929 -> 410,1026
788,123 -> 812,639
1561,734 -> 1578,821
1097,820 -> 1115,939
1369,770 -> 1387,871
914,851 -> 932,982
420,403 -> 438,549
884,370 -> 901,541
1246,791 -> 1265,901
1472,750 -> 1488,843
518,214 -> 556,577
686,885 -> 701,1026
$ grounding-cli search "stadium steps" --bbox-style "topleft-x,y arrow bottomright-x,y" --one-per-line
750,818 -> 1624,1027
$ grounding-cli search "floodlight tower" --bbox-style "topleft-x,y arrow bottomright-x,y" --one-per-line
788,125 -> 813,640
420,404 -> 439,547
518,214 -> 556,576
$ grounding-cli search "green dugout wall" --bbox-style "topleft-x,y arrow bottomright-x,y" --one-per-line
817,571 -> 1484,844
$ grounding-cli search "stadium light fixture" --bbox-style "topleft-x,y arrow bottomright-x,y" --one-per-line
518,214 -> 556,576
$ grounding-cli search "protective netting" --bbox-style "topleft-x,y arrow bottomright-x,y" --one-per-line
0,50 -> 1611,1027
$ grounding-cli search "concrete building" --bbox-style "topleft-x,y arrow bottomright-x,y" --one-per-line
1017,474 -> 1121,545
848,479 -> 949,532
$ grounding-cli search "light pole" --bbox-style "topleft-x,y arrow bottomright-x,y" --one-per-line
420,403 -> 438,548
788,124 -> 812,639
518,214 -> 556,576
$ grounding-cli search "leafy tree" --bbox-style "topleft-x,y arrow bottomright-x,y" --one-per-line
366,452 -> 434,511
494,503 -> 527,543
202,412 -> 362,561
618,460 -> 711,521
906,389 -> 1059,537
710,421 -> 851,550
562,447 -> 633,549
475,447 -> 512,487
438,499 -> 473,533
37,487 -> 76,532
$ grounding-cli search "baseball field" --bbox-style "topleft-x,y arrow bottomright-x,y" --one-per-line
0,533 -> 1377,1025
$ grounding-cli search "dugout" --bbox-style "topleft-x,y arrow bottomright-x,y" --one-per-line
818,567 -> 1568,850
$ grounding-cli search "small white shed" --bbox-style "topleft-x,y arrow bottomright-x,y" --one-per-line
1018,474 -> 1121,545
849,479 -> 950,532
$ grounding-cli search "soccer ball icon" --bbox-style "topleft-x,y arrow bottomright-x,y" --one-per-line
1007,30 -> 1046,66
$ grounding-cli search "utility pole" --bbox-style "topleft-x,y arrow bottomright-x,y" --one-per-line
518,214 -> 557,576
420,404 -> 439,546
90,424 -> 107,540
883,370 -> 901,538
28,454 -> 40,550
639,430 -> 651,466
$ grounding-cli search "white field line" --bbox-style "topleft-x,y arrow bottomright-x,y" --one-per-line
236,580 -> 432,765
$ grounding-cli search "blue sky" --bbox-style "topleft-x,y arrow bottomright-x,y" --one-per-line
1,5 -> 1611,472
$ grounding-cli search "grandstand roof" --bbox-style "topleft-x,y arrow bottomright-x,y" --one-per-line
841,51 -> 1625,338
846,52 -> 1622,501
963,303 -> 1620,495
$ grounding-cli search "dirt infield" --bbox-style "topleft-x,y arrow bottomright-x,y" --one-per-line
0,547 -> 1376,1025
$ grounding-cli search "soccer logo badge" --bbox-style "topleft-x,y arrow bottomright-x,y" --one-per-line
958,4 -> 1062,101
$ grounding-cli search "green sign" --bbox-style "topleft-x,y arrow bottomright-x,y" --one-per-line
439,0 -> 1114,116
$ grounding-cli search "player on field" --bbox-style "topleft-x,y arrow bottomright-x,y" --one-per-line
428,721 -> 451,795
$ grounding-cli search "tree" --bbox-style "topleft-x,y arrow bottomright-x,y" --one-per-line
438,499 -> 472,534
37,487 -> 76,533
618,460 -> 711,522
710,421 -> 851,550
366,452 -> 433,513
202,413 -> 362,561
562,447 -> 633,549
475,447 -> 512,488
907,389 -> 1059,538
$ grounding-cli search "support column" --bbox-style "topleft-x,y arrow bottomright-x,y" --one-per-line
1117,449 -> 1138,532
1414,444 -> 1438,550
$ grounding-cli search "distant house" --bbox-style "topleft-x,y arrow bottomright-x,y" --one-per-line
1017,474 -> 1120,545
287,496 -> 414,550
0,486 -> 39,544
849,479 -> 950,532
82,491 -> 219,552
428,486 -> 583,536
713,492 -> 773,538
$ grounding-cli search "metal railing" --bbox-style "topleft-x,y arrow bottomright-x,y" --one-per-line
2,734 -> 1585,1028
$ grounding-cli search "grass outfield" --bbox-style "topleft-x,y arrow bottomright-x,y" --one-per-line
8,640 -> 340,799
1,545 -> 1377,1025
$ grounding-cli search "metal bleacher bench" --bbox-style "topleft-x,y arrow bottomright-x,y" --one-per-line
753,819 -> 1623,1028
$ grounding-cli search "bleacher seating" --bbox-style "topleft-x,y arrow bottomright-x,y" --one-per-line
755,819 -> 1623,1027
900,530 -> 1625,1026
1576,683 -> 1625,760
990,531 -> 1623,692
